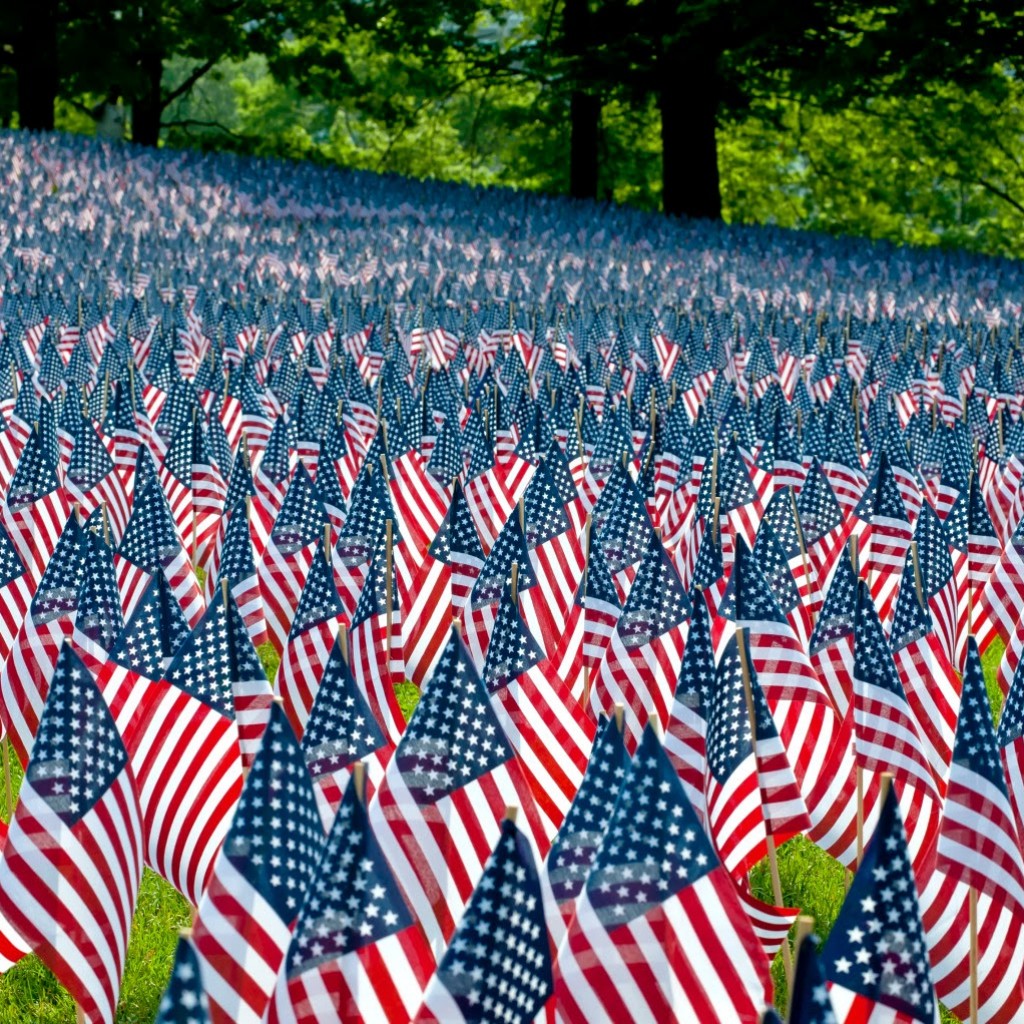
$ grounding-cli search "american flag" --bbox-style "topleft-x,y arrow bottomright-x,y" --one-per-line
719,539 -> 839,826
482,580 -> 594,841
0,519 -> 33,669
820,786 -> 936,1023
796,458 -> 849,607
413,815 -> 555,1023
663,591 -> 714,822
704,634 -> 810,877
0,640 -> 143,1024
0,513 -> 87,766
99,565 -> 190,740
2,425 -> 70,586
116,472 -> 203,628
888,549 -> 960,798
65,418 -> 130,541
852,579 -> 941,801
554,535 -> 621,704
259,463 -> 330,654
125,588 -> 246,906
788,934 -> 838,1023
278,541 -> 346,739
553,723 -> 772,1023
544,713 -> 630,926
937,637 -> 1024,911
966,474 -> 1002,647
348,536 -> 407,746
589,532 -> 690,747
977,520 -> 1024,663
367,627 -> 548,955
154,932 -> 212,1024
520,456 -> 586,651
301,629 -> 392,829
913,502 -> 963,670
265,781 -> 435,1024
464,513 -> 536,669
205,501 -> 267,648
851,451 -> 912,630
191,702 -> 325,1024
401,503 -> 455,689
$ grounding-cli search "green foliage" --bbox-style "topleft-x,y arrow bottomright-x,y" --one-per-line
258,641 -> 281,682
719,84 -> 1024,259
395,681 -> 421,722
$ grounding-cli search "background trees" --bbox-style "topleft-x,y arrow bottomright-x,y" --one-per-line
1,0 -> 1023,256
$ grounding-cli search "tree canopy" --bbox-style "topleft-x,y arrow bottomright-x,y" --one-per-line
1,0 -> 1023,257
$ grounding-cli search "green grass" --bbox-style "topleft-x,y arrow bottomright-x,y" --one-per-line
0,636 -> 998,1021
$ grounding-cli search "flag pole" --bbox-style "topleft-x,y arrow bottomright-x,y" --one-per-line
510,561 -> 519,606
790,915 -> 815,1006
735,628 -> 793,984
352,761 -> 366,805
581,514 -> 593,708
338,623 -> 349,665
1,739 -> 13,820
787,487 -> 814,625
969,885 -> 979,1024
384,518 -> 394,685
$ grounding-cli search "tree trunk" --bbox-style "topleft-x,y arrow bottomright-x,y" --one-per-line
16,0 -> 58,131
659,44 -> 721,220
131,48 -> 164,146
569,91 -> 601,200
564,0 -> 599,200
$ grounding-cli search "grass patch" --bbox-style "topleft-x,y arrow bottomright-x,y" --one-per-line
257,642 -> 281,681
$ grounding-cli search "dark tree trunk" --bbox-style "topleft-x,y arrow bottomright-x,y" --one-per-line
659,43 -> 721,220
569,91 -> 601,200
131,48 -> 164,146
16,0 -> 58,130
564,0 -> 599,200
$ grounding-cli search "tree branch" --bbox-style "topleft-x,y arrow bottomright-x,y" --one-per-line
161,118 -> 239,138
972,177 -> 1024,219
160,56 -> 219,111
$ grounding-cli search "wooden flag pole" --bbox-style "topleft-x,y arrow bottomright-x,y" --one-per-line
1,739 -> 13,821
323,522 -> 331,562
352,761 -> 367,805
856,767 -> 865,865
736,629 -> 793,984
384,518 -> 394,679
969,885 -> 979,1024
613,703 -> 625,732
338,623 -> 349,665
910,541 -> 925,609
879,770 -> 893,804
788,487 -> 814,625
510,561 -> 519,606
581,514 -> 593,709
790,914 -> 815,1005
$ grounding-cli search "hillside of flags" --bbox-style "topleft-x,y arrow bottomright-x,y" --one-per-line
5,128 -> 1024,1022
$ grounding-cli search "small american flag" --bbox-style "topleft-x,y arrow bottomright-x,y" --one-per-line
0,640 -> 143,1024
821,786 -> 936,1023
368,627 -> 548,956
553,723 -> 772,1023
414,816 -> 555,1023
265,782 -> 435,1024
191,702 -> 325,1024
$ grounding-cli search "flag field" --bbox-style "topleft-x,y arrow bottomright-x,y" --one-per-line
0,642 -> 1003,1022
